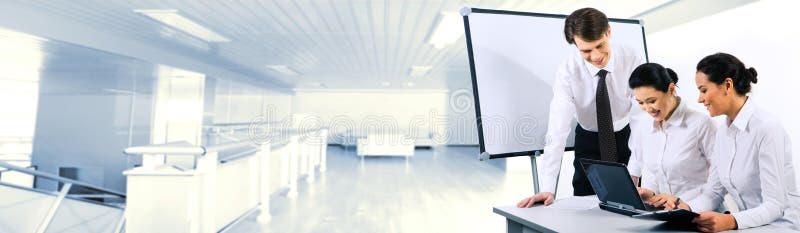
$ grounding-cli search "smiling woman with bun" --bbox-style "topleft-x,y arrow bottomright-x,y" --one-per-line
676,53 -> 800,232
625,63 -> 717,213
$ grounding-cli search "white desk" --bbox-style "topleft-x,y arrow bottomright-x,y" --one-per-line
494,204 -> 794,233
356,134 -> 415,157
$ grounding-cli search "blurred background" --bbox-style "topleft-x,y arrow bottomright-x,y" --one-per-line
0,0 -> 797,232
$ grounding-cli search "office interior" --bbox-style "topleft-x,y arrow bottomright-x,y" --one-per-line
0,0 -> 798,232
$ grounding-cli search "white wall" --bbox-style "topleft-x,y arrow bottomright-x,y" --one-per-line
647,0 -> 800,187
264,92 -> 294,123
214,79 -> 293,124
293,90 -> 452,144
445,88 -> 480,145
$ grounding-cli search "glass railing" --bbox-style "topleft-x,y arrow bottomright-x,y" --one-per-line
0,160 -> 126,233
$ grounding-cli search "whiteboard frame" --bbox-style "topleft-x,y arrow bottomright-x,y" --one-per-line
462,7 -> 649,158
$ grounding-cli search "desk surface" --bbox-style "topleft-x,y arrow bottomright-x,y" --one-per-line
494,204 -> 794,233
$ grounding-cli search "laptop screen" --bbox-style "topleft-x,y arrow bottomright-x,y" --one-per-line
582,159 -> 645,210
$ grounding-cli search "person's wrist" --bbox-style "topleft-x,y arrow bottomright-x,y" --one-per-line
676,199 -> 691,211
727,213 -> 738,230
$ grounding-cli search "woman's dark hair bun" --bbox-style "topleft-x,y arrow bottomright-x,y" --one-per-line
665,68 -> 679,84
746,67 -> 758,84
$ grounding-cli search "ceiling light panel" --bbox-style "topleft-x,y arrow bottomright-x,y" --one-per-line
409,66 -> 433,77
427,12 -> 464,49
266,65 -> 301,76
134,9 -> 230,42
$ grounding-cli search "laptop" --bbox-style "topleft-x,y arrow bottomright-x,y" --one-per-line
579,158 -> 699,222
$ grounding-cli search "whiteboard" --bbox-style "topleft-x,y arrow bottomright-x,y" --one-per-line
463,8 -> 648,157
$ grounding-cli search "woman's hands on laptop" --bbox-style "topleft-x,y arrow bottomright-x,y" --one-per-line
517,192 -> 555,208
638,189 -> 693,211
637,187 -> 655,201
648,193 -> 680,210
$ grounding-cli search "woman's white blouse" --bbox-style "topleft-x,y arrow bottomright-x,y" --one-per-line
687,100 -> 800,230
627,98 -> 716,203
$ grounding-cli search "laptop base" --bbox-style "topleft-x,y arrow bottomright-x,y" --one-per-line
598,202 -> 642,216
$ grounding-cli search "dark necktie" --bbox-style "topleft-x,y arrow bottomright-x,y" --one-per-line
596,69 -> 617,162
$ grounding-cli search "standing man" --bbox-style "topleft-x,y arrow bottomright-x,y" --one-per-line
518,8 -> 645,207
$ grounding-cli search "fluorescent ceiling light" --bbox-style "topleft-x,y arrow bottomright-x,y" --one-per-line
158,28 -> 210,51
427,12 -> 464,49
265,65 -> 301,76
134,9 -> 230,42
409,66 -> 433,77
403,82 -> 416,87
380,81 -> 391,87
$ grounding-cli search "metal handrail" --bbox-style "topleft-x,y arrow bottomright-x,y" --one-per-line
217,136 -> 294,164
123,141 -> 205,156
203,121 -> 287,134
206,140 -> 257,153
123,128 -> 327,167
251,128 -> 326,140
204,123 -> 325,135
0,182 -> 124,209
67,194 -> 125,199
219,148 -> 260,164
123,139 -> 259,160
0,161 -> 125,198
203,121 -> 285,128
0,160 -> 126,233
0,165 -> 36,174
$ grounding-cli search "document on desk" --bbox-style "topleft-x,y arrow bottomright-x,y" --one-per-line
544,196 -> 599,210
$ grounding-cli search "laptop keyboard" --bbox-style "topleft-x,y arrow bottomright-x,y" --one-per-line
644,203 -> 665,211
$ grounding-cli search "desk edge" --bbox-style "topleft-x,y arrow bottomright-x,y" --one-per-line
493,206 -> 558,233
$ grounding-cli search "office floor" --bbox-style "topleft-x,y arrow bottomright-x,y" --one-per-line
226,146 -> 535,233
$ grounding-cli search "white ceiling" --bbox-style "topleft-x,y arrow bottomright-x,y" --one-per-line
7,0 -> 731,90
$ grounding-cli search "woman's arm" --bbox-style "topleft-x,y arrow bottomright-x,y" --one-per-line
686,117 -> 722,210
730,130 -> 790,229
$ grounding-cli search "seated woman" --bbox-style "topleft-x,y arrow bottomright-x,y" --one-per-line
626,63 -> 716,210
671,53 -> 800,232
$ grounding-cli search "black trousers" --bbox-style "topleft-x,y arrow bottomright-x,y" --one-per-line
572,124 -> 631,196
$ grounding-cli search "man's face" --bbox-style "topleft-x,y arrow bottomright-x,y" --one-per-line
574,29 -> 611,68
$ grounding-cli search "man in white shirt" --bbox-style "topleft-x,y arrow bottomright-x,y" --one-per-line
518,8 -> 645,207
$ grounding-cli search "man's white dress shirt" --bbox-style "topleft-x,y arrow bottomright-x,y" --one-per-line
540,44 -> 645,194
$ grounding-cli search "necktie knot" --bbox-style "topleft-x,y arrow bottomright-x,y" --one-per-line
597,69 -> 609,79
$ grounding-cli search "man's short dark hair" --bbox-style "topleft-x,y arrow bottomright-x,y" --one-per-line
564,8 -> 609,44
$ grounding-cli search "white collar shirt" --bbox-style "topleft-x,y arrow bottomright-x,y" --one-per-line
540,44 -> 645,193
626,98 -> 716,203
686,99 -> 800,230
